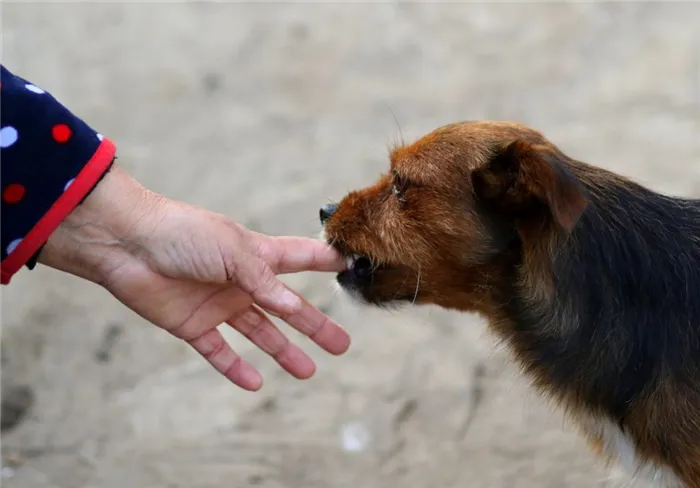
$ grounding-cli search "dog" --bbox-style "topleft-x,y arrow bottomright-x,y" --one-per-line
319,121 -> 700,487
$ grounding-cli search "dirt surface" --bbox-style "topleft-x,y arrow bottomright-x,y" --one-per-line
1,3 -> 699,488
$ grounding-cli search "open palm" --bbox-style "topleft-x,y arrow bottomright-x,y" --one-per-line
100,202 -> 350,391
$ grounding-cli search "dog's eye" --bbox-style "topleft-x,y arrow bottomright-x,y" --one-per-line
391,173 -> 408,202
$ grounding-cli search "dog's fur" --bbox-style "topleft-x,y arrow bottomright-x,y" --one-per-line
320,121 -> 700,487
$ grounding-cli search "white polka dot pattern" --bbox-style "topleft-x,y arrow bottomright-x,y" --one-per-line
0,126 -> 19,149
6,238 -> 22,255
25,84 -> 46,94
1,63 -> 115,282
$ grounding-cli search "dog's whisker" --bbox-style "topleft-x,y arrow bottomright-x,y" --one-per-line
411,266 -> 422,305
391,271 -> 412,302
385,102 -> 405,148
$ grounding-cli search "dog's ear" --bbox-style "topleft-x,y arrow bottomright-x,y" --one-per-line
471,140 -> 587,232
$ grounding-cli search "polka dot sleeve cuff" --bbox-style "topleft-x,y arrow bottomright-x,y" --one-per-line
1,64 -> 117,285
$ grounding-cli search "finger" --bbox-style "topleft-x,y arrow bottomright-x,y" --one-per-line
187,328 -> 263,391
235,257 -> 350,355
227,306 -> 316,379
253,235 -> 347,274
264,295 -> 351,356
235,256 -> 307,315
167,285 -> 253,341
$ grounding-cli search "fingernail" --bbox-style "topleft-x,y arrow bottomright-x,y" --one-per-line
280,289 -> 302,312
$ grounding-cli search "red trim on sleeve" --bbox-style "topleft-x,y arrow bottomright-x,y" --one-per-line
1,138 -> 117,285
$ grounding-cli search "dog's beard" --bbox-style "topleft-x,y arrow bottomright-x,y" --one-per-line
326,276 -> 370,311
335,279 -> 367,303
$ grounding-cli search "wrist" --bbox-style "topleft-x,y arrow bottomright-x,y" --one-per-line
37,163 -> 155,284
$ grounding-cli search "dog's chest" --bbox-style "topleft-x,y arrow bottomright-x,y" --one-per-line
577,416 -> 682,487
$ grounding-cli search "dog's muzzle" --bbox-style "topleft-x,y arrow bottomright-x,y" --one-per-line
318,202 -> 375,289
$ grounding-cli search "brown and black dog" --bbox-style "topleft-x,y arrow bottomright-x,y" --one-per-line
320,121 -> 700,487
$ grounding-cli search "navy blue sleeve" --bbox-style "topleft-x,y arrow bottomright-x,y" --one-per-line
1,64 -> 117,284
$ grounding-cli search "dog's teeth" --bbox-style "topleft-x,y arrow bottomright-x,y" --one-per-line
344,254 -> 364,270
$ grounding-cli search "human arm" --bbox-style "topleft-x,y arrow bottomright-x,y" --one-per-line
37,161 -> 351,390
1,65 -> 350,390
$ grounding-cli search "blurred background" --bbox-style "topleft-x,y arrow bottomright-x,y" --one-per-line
1,2 -> 699,487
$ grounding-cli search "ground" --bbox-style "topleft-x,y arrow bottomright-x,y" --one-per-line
1,3 -> 699,488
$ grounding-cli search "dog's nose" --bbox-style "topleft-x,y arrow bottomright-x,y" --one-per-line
319,203 -> 338,224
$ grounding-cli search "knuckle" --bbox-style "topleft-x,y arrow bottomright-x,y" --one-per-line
271,341 -> 292,362
202,334 -> 226,361
309,315 -> 330,340
242,310 -> 266,336
222,356 -> 243,380
243,310 -> 289,358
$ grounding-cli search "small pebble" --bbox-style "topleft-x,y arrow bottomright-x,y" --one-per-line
340,421 -> 371,453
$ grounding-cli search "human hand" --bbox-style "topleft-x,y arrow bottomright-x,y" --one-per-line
38,164 -> 350,391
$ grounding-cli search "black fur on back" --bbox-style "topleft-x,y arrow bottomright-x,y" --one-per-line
504,168 -> 700,427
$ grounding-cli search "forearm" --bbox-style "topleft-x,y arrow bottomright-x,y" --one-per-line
36,163 -> 154,285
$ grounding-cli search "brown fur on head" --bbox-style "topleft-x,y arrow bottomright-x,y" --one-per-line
321,120 -> 700,486
321,121 -> 587,312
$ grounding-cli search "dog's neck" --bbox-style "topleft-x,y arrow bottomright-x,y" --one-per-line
486,165 -> 700,424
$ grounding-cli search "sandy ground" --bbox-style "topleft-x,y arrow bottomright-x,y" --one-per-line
1,3 -> 699,488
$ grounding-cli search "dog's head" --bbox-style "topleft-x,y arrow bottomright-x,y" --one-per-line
321,121 -> 588,311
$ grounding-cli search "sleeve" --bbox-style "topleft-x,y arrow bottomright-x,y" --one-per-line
0,64 -> 117,285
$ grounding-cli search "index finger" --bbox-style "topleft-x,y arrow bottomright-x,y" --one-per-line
254,236 -> 347,274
